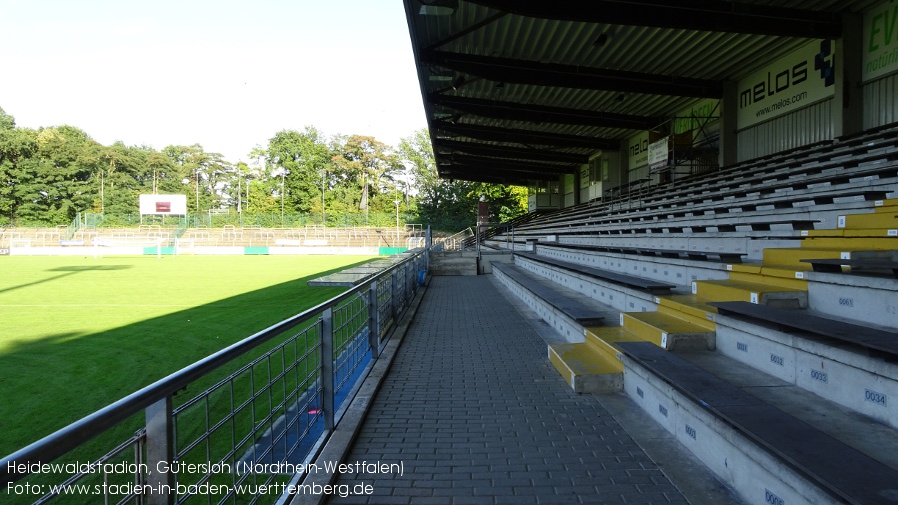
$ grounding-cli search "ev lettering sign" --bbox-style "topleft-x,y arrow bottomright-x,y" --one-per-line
864,0 -> 898,81
673,99 -> 719,135
736,40 -> 835,129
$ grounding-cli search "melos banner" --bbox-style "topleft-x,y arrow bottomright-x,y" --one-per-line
627,131 -> 650,170
736,40 -> 836,129
863,0 -> 898,81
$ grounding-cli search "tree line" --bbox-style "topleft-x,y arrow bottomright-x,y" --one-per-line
0,106 -> 527,232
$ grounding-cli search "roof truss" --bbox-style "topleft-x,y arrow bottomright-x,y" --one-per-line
430,94 -> 656,129
432,121 -> 620,150
466,0 -> 842,38
424,50 -> 723,98
434,139 -> 590,164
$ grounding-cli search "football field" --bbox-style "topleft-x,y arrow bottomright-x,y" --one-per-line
0,254 -> 375,457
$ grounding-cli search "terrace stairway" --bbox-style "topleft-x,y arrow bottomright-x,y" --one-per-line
546,197 -> 898,392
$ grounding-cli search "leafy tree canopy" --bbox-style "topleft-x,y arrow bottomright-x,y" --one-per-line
0,107 -> 531,230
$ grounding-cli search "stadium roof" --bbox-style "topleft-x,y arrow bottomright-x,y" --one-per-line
402,0 -> 881,185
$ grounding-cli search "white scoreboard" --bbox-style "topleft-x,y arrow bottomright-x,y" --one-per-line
139,194 -> 188,215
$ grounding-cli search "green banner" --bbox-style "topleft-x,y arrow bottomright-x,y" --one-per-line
864,1 -> 898,81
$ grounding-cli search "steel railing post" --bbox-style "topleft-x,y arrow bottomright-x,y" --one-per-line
145,397 -> 174,505
368,281 -> 380,358
391,269 -> 399,320
320,309 -> 335,431
403,263 -> 410,304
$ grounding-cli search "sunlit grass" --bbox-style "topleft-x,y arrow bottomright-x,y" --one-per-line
0,254 -> 374,457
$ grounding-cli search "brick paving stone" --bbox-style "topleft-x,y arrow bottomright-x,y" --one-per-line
326,276 -> 689,505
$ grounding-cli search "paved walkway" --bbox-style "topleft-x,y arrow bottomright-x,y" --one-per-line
328,276 -> 691,505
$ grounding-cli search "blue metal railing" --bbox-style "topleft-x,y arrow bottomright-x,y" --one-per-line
1,248 -> 428,505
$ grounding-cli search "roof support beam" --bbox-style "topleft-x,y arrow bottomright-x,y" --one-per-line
423,50 -> 722,98
441,153 -> 578,174
430,94 -> 655,129
434,139 -> 589,164
432,121 -> 619,150
438,164 -> 561,184
466,0 -> 841,39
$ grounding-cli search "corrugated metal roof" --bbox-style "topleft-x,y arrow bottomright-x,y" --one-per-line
404,0 -> 881,184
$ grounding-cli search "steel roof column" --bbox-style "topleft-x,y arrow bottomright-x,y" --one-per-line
834,12 -> 864,138
719,81 -> 739,169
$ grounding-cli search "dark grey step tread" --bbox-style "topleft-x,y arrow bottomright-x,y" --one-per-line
679,351 -> 898,473
540,242 -> 746,261
491,262 -> 605,325
709,301 -> 898,357
618,341 -> 898,505
515,252 -> 676,293
800,258 -> 898,278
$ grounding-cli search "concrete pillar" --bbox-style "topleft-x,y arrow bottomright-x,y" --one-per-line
834,12 -> 864,138
719,81 -> 739,168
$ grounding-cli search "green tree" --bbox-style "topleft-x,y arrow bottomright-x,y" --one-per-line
12,126 -> 97,224
265,127 -> 332,215
0,106 -> 15,131
0,110 -> 38,224
398,129 -> 474,231
397,128 -> 528,231
331,134 -> 403,215
144,150 -> 178,194
162,144 -> 217,213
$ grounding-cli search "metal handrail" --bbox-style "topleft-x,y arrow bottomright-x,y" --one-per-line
1,248 -> 428,490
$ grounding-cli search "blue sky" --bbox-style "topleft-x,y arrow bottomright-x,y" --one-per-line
0,0 -> 426,162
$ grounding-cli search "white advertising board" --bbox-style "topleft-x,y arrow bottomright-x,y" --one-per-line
139,194 -> 188,215
736,40 -> 836,129
648,137 -> 669,171
864,1 -> 898,81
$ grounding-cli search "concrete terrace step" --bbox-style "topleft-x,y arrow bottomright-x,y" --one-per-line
726,266 -> 810,288
622,311 -> 715,351
678,351 -> 898,474
585,325 -> 647,364
709,300 -> 898,358
655,294 -> 718,330
801,228 -> 898,238
780,249 -> 898,264
515,251 -> 677,294
762,247 -> 855,269
799,257 -> 898,277
492,262 -> 606,325
620,343 -> 898,505
798,235 -> 898,249
547,342 -> 622,393
873,197 -> 898,210
840,212 -> 898,229
692,278 -> 808,308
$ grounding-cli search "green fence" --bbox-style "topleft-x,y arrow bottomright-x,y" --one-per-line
78,212 -> 409,229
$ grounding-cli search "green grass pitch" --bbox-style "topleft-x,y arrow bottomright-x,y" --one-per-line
0,254 -> 375,458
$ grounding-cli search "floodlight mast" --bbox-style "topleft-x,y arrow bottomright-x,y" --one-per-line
394,200 -> 401,244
